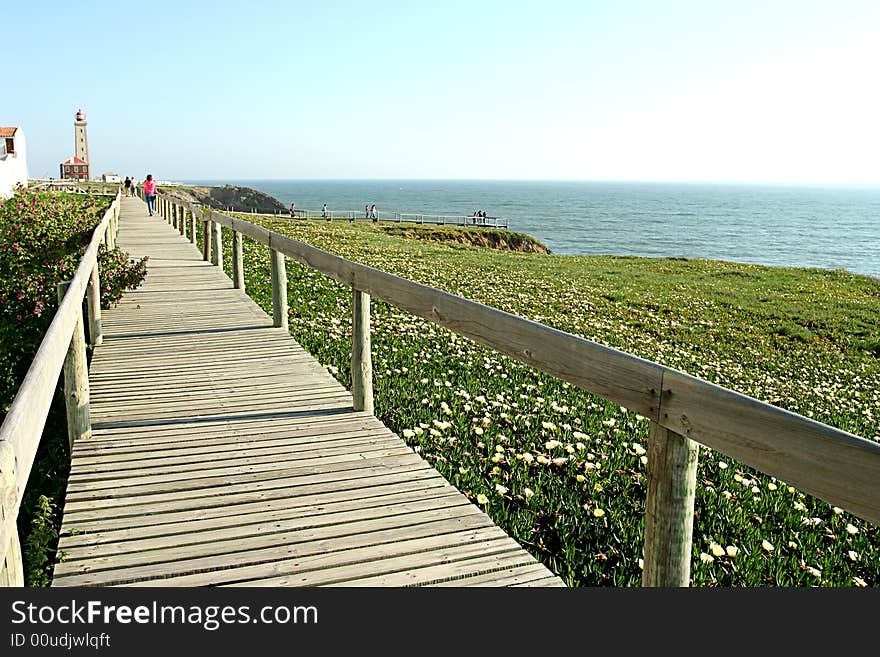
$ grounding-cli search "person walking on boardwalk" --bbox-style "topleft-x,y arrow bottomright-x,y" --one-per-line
130,178 -> 137,199
143,174 -> 158,216
123,176 -> 131,197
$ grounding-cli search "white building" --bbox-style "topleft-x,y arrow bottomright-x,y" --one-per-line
0,126 -> 28,198
102,172 -> 121,183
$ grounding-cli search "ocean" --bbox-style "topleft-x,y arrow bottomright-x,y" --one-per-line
184,180 -> 880,278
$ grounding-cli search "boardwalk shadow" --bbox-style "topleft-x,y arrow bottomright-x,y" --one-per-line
92,407 -> 354,430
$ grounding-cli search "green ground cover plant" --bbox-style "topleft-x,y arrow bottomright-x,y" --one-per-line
0,188 -> 148,585
204,216 -> 878,586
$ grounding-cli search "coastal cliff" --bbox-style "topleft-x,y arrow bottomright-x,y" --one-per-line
160,184 -> 286,214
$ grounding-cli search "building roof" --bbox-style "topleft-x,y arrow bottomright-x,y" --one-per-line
62,156 -> 87,165
0,127 -> 19,138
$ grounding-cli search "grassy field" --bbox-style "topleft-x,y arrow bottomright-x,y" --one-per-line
197,216 -> 879,587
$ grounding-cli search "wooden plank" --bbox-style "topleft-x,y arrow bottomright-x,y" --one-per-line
59,482 -> 458,547
54,504 -> 491,584
132,528 -> 516,587
58,493 -> 471,564
60,466 -> 441,526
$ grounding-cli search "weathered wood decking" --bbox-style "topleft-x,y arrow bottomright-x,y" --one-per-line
52,197 -> 564,587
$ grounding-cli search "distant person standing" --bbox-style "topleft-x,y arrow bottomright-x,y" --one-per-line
370,204 -> 377,221
143,174 -> 158,216
364,204 -> 369,219
130,178 -> 137,198
322,203 -> 328,220
123,176 -> 131,197
289,202 -> 296,218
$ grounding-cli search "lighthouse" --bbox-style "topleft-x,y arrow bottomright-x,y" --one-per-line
60,109 -> 90,181
75,109 -> 89,165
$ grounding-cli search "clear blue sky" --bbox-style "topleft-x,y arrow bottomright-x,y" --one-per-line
5,0 -> 879,184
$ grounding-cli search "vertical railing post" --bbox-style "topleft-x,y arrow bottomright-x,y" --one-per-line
232,231 -> 245,290
0,441 -> 24,586
178,205 -> 185,235
86,263 -> 103,346
106,204 -> 116,250
190,207 -> 197,245
270,249 -> 288,330
351,289 -> 374,414
57,282 -> 91,451
212,220 -> 223,269
202,218 -> 212,262
642,421 -> 699,587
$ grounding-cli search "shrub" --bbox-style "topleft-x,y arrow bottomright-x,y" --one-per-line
0,187 -> 148,585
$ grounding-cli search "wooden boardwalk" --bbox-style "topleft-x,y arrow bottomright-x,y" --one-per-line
52,196 -> 564,587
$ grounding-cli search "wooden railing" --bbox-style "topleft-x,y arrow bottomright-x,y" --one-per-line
0,191 -> 121,585
223,207 -> 509,228
154,191 -> 880,587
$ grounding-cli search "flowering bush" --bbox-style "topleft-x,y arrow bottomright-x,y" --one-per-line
0,188 -> 147,413
0,187 -> 147,586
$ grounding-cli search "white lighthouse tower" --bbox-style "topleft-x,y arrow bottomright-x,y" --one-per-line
74,108 -> 89,165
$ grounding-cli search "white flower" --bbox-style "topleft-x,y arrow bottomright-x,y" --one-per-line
459,467 -> 469,474
592,508 -> 605,518
709,542 -> 725,557
806,566 -> 822,578
767,483 -> 777,491
700,553 -> 714,564
853,577 -> 868,588
576,474 -> 586,483
832,506 -> 843,515
848,550 -> 859,562
495,445 -> 505,453
544,439 -> 562,450
718,462 -> 728,470
632,443 -> 646,456
474,427 -> 484,435
541,421 -> 557,431
476,494 -> 489,505
793,501 -> 807,511
521,452 -> 534,463
762,540 -> 775,552
495,484 -> 509,495
523,488 -> 534,498
402,429 -> 415,439
725,545 -> 739,557
846,524 -> 859,535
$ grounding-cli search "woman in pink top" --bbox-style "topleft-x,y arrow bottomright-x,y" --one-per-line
143,174 -> 158,216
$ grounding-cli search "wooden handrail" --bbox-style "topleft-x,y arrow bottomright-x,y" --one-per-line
169,193 -> 880,585
0,190 -> 121,585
